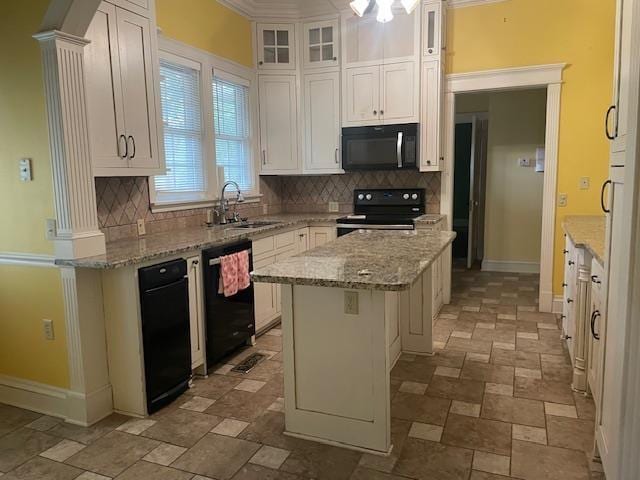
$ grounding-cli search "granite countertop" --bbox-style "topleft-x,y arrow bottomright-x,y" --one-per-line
561,215 -> 606,265
414,214 -> 445,226
56,213 -> 343,269
251,229 -> 456,291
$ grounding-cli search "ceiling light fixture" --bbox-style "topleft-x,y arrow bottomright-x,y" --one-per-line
350,0 -> 370,17
376,0 -> 394,23
400,0 -> 420,14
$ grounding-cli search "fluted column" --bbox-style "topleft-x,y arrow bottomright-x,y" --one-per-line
33,30 -> 105,259
572,263 -> 591,393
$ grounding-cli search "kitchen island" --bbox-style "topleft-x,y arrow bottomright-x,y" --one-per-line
252,229 -> 455,455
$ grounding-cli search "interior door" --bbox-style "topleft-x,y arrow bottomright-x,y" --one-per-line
116,7 -> 158,169
258,75 -> 299,172
304,72 -> 341,172
84,3 -> 127,170
381,62 -> 416,122
469,117 -> 488,268
345,65 -> 380,124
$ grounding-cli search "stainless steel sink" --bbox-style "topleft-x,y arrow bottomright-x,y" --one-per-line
225,221 -> 281,230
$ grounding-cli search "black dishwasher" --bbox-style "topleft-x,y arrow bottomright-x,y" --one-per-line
203,241 -> 255,366
138,259 -> 191,414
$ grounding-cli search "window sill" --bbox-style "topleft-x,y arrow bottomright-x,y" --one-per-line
150,194 -> 263,214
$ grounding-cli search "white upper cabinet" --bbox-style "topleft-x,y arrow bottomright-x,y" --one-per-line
303,20 -> 339,68
345,65 -> 380,124
303,72 -> 342,173
381,62 -> 417,121
257,24 -> 296,70
421,59 -> 443,170
85,1 -> 163,176
108,0 -> 150,17
258,75 -> 300,173
383,7 -> 419,61
343,14 -> 384,66
422,0 -> 444,58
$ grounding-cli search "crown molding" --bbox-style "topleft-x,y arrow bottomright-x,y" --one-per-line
217,0 -> 343,19
448,0 -> 508,9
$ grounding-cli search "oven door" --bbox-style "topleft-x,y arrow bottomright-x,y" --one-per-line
342,123 -> 418,171
336,224 -> 415,237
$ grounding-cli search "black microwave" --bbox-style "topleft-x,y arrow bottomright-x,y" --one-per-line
341,123 -> 418,171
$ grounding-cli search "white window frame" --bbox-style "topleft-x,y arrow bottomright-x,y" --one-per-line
150,36 -> 260,212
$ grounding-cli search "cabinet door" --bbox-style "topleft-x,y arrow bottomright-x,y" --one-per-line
609,0 -> 632,159
421,60 -> 443,170
295,228 -> 310,253
422,1 -> 442,57
342,13 -> 384,66
309,227 -> 337,249
345,66 -> 380,124
109,0 -> 150,17
304,20 -> 339,68
587,259 -> 605,406
382,7 -> 418,62
258,75 -> 299,173
257,24 -> 296,70
381,61 -> 417,122
116,8 -> 159,170
304,72 -> 341,172
254,255 -> 278,332
187,256 -> 204,369
85,3 -> 127,171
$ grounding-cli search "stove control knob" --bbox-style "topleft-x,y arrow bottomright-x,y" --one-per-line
365,194 -> 372,200
357,194 -> 365,200
403,193 -> 410,200
411,193 -> 418,200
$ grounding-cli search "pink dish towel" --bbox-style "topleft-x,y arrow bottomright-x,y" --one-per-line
219,253 -> 239,297
237,250 -> 251,291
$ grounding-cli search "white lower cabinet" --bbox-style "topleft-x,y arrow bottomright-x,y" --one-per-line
187,255 -> 205,371
587,259 -> 605,409
253,226 -> 336,332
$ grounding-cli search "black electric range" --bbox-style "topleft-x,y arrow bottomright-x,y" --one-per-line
336,188 -> 425,237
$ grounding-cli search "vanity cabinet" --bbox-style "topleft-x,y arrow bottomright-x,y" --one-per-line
303,71 -> 342,173
258,75 -> 300,174
303,20 -> 339,68
85,1 -> 164,176
257,24 -> 296,70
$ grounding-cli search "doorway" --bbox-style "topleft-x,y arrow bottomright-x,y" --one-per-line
452,113 -> 488,269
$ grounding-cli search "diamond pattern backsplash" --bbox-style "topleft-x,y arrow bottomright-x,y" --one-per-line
95,171 -> 440,241
279,171 -> 441,213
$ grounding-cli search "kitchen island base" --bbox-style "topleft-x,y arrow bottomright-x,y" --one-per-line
280,264 -> 440,455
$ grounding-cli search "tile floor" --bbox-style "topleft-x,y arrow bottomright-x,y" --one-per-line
0,270 -> 605,479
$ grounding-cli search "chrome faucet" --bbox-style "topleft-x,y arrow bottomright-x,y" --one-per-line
217,181 -> 245,224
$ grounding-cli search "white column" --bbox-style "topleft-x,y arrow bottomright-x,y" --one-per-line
33,30 -> 105,259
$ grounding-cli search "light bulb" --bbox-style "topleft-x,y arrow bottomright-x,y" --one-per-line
376,0 -> 394,23
350,0 -> 370,17
401,0 -> 420,14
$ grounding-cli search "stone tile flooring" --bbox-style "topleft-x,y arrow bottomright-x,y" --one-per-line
0,270 -> 605,479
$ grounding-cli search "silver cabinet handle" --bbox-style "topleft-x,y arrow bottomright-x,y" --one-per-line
118,134 -> 128,158
262,150 -> 267,165
396,131 -> 403,168
335,148 -> 339,164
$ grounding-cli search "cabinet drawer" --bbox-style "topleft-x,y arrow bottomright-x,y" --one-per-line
253,236 -> 275,257
275,231 -> 296,250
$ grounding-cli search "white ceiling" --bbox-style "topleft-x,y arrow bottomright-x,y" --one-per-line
217,0 -> 353,19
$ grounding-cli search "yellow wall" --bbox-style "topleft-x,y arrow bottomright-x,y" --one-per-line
0,0 -> 55,255
155,0 -> 253,67
447,0 -> 615,294
0,266 -> 69,388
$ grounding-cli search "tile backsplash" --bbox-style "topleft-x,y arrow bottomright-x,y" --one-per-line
95,171 -> 440,242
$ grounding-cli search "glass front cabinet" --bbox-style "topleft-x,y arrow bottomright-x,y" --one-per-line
303,20 -> 339,68
257,24 -> 296,70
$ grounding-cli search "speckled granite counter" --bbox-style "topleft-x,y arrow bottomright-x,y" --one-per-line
413,213 -> 445,227
56,214 -> 343,269
252,229 -> 456,291
562,215 -> 606,265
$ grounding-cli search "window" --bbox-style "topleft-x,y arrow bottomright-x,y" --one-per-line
155,58 -> 206,202
212,74 -> 254,192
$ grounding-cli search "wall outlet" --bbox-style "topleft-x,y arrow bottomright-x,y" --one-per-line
518,158 -> 531,167
43,319 -> 54,341
19,158 -> 33,182
579,177 -> 590,190
137,218 -> 146,236
328,201 -> 339,212
344,291 -> 359,315
45,218 -> 57,240
558,193 -> 568,207
263,204 -> 268,215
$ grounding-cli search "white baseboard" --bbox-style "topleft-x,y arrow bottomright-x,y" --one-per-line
552,295 -> 564,314
481,259 -> 541,274
0,374 -> 113,426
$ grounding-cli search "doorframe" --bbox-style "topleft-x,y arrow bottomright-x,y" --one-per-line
441,63 -> 566,312
455,112 -> 489,268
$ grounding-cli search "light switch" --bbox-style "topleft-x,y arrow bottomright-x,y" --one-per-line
19,158 -> 32,182
137,219 -> 146,236
328,201 -> 339,212
344,291 -> 359,315
43,319 -> 54,340
518,158 -> 531,167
